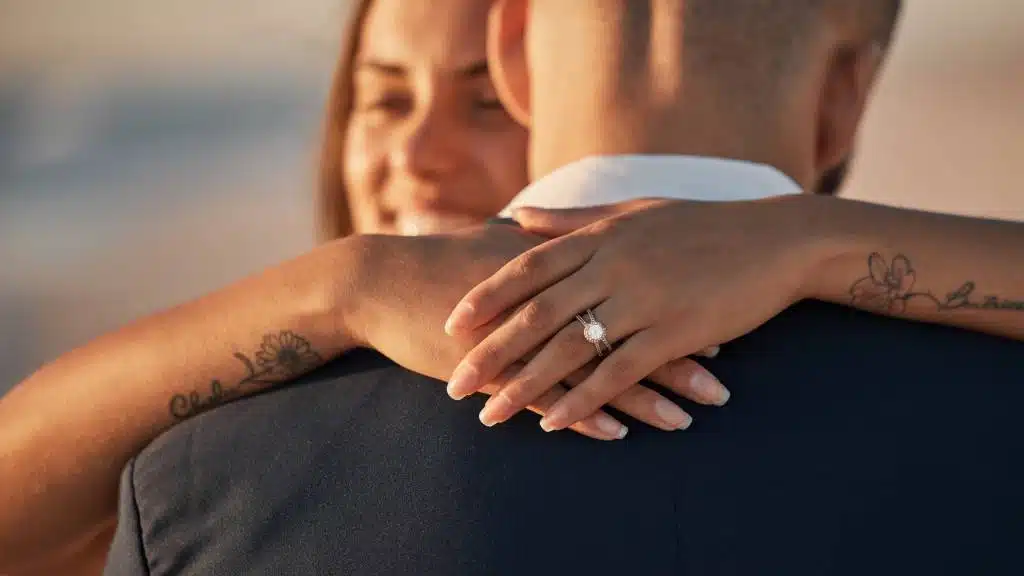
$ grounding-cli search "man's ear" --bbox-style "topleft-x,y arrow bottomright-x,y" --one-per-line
487,0 -> 531,127
815,44 -> 883,175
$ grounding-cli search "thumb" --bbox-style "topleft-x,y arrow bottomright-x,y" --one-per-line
511,205 -> 619,236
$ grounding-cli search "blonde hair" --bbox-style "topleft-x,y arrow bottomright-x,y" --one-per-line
315,0 -> 375,242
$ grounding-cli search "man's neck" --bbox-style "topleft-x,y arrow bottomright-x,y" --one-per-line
525,1 -> 811,189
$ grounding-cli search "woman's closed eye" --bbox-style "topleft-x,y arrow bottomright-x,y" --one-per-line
358,93 -> 413,118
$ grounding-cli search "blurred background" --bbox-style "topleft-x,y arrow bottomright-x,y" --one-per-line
0,0 -> 1021,392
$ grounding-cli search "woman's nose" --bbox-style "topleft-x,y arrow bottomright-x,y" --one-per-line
391,107 -> 459,180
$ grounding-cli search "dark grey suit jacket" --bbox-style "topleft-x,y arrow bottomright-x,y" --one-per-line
105,301 -> 1023,575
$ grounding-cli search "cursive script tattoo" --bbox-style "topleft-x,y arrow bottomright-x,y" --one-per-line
169,331 -> 323,419
849,253 -> 1024,314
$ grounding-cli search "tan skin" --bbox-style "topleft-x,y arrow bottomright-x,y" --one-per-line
343,0 -> 529,235
438,0 -> 1024,433
0,2 -> 717,573
4,0 -> 1018,572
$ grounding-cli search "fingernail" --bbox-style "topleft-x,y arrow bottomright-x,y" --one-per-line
594,412 -> 629,439
539,404 -> 568,432
702,345 -> 721,359
447,363 -> 478,400
654,398 -> 692,430
692,370 -> 730,406
479,394 -> 511,427
444,302 -> 475,335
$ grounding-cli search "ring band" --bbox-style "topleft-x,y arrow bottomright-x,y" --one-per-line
576,309 -> 612,357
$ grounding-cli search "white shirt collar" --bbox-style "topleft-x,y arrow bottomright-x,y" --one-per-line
500,155 -> 802,215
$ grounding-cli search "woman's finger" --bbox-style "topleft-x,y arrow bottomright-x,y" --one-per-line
475,295 -> 657,427
600,381 -> 694,431
538,326 -> 687,431
512,205 -> 622,236
560,365 -> 688,432
446,265 -> 607,400
479,369 -> 626,441
444,232 -> 599,334
647,357 -> 730,407
512,199 -> 666,236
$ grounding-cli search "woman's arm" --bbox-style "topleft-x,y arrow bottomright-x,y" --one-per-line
0,239 -> 358,574
801,194 -> 1024,339
0,228 -> 693,575
441,196 -> 1024,430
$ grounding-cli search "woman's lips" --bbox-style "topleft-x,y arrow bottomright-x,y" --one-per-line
395,212 -> 483,236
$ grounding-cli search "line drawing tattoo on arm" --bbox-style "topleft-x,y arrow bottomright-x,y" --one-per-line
169,331 -> 323,419
849,253 -> 1024,314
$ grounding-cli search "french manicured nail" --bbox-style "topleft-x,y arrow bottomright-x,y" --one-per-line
539,405 -> 568,432
479,394 -> 511,427
692,370 -> 730,406
701,345 -> 721,359
594,412 -> 629,439
655,397 -> 692,430
444,302 -> 475,335
447,363 -> 478,400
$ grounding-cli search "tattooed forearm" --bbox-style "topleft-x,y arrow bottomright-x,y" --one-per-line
168,330 -> 323,420
849,253 -> 1024,314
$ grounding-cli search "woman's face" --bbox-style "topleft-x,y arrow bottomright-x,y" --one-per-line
343,0 -> 530,235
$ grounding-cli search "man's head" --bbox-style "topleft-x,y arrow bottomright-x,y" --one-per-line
487,0 -> 903,193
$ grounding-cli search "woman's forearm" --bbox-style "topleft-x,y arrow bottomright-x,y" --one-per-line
0,238 -> 364,573
797,195 -> 1024,340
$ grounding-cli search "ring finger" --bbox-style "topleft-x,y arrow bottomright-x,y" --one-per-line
447,265 -> 608,400
477,296 -> 654,426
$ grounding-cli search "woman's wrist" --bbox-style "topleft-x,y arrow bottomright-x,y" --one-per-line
314,234 -> 377,352
780,194 -> 877,304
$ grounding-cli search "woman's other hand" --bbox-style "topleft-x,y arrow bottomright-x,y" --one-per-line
343,227 -> 721,439
444,197 -> 828,432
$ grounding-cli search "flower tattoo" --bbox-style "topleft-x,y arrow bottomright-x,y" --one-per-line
255,331 -> 322,376
850,253 -> 916,313
849,252 -> 1024,315
169,330 -> 323,420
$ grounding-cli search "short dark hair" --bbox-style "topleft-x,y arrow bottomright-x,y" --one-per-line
680,0 -> 902,196
681,0 -> 903,97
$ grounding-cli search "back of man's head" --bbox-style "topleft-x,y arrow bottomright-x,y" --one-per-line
487,0 -> 903,192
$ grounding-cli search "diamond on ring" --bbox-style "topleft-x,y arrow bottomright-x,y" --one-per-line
576,309 -> 612,356
584,322 -> 607,343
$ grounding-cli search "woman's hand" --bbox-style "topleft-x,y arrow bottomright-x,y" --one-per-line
443,197 -> 827,432
344,227 -> 717,438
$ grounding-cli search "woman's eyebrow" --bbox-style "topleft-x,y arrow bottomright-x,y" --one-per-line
355,59 -> 406,76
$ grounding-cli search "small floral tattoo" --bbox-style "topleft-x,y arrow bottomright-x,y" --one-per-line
169,330 -> 323,419
849,252 -> 1024,314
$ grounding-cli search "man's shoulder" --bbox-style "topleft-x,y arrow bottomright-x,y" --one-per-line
136,349 -> 423,468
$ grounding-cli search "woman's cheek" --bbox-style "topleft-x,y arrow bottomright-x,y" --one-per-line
343,123 -> 392,231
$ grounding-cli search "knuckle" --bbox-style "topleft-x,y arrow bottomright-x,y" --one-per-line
502,376 -> 544,408
572,384 -> 609,413
461,289 -> 492,312
605,355 -> 638,382
517,298 -> 552,330
513,251 -> 547,282
467,343 -> 504,377
551,330 -> 592,363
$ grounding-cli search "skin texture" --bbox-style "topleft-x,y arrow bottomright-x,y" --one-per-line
439,0 -> 1019,433
0,1 -> 528,574
0,2 -> 703,573
445,197 -> 1024,431
342,0 -> 529,236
